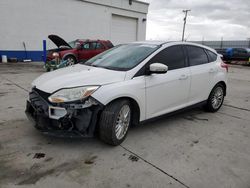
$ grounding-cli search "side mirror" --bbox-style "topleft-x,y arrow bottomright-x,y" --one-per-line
149,63 -> 168,74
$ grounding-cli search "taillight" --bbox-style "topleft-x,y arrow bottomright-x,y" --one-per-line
221,62 -> 228,72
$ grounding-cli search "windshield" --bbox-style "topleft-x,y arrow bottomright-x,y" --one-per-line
68,40 -> 77,48
83,43 -> 160,71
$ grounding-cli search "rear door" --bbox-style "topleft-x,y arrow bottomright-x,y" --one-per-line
145,45 -> 191,119
95,42 -> 106,55
185,45 -> 215,104
78,42 -> 97,61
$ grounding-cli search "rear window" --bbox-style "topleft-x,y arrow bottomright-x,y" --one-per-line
96,42 -> 105,49
206,50 -> 217,62
186,46 -> 208,66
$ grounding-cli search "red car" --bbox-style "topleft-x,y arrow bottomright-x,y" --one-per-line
47,35 -> 114,65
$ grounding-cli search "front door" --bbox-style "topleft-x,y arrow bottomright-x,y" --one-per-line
145,45 -> 191,119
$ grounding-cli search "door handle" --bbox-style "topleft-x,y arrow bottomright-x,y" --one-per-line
209,68 -> 216,73
179,75 -> 188,80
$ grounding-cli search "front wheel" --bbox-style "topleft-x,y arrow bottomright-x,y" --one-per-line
99,100 -> 131,146
65,56 -> 76,66
205,84 -> 225,112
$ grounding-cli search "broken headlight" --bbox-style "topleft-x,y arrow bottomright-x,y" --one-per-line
48,86 -> 100,103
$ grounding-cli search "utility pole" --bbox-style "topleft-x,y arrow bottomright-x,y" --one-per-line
220,37 -> 223,49
202,36 -> 204,45
182,9 -> 191,42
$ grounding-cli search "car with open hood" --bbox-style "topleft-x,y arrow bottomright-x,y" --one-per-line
47,34 -> 114,65
26,41 -> 228,145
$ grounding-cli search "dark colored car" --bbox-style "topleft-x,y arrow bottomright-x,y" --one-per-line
216,48 -> 250,62
47,35 -> 114,65
228,48 -> 250,61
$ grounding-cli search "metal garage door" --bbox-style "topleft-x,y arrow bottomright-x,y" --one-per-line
111,14 -> 138,45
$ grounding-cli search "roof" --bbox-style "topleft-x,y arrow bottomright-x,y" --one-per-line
132,40 -> 171,45
76,39 -> 110,42
131,40 -> 217,52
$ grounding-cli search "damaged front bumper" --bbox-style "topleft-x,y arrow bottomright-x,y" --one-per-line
25,88 -> 103,138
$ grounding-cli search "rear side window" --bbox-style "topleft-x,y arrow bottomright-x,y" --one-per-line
83,42 -> 97,50
186,46 -> 208,66
90,42 -> 97,49
206,50 -> 217,62
149,45 -> 186,70
96,42 -> 104,49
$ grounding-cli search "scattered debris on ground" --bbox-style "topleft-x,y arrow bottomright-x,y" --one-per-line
33,153 -> 45,159
128,155 -> 139,162
84,156 -> 97,164
192,140 -> 199,144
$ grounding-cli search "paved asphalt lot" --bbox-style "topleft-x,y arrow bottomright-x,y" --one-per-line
0,62 -> 250,188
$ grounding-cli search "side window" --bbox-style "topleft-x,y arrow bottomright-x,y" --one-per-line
82,42 -> 96,50
206,49 -> 217,62
186,46 -> 208,66
82,43 -> 90,49
96,42 -> 104,49
149,45 -> 186,70
89,42 -> 97,49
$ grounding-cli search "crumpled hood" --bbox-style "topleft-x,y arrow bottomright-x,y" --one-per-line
32,64 -> 126,93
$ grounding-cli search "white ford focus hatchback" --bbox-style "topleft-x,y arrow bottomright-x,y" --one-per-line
26,41 -> 228,145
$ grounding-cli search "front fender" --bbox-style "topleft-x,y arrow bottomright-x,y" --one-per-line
92,77 -> 146,121
62,53 -> 77,61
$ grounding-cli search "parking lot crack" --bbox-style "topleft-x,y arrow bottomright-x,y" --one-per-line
218,112 -> 248,120
224,104 -> 250,112
0,76 -> 29,93
120,145 -> 190,188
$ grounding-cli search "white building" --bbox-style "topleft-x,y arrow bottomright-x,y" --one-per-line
0,0 -> 149,61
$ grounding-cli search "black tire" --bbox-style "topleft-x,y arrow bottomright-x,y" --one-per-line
64,56 -> 76,66
99,100 -> 131,146
205,84 -> 225,112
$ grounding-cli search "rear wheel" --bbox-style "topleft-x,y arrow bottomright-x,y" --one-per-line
99,100 -> 131,146
205,84 -> 225,112
65,56 -> 76,66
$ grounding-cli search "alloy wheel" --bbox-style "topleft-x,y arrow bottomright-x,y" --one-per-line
67,57 -> 75,66
115,105 -> 131,140
211,87 -> 224,109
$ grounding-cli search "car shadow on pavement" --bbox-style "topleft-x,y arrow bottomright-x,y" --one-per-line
131,106 -> 206,131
